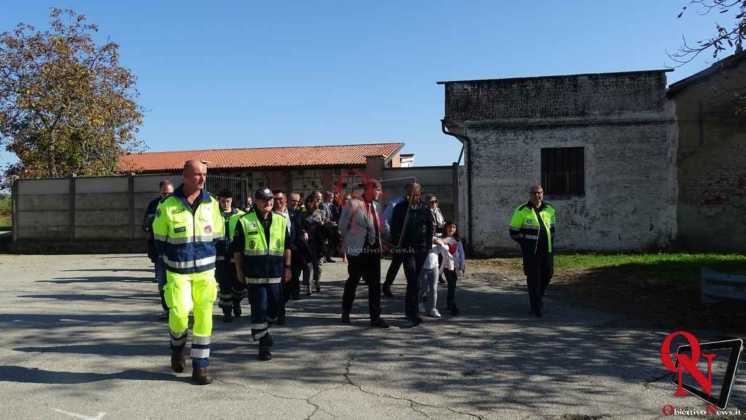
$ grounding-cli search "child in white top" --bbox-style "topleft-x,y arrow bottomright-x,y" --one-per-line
419,243 -> 449,318
442,222 -> 465,316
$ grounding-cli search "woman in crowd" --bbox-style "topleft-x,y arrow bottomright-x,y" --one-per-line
300,194 -> 325,294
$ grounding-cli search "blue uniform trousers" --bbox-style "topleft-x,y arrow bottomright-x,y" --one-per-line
248,283 -> 281,348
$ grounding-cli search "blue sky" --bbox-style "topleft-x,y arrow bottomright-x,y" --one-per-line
0,1 -> 738,168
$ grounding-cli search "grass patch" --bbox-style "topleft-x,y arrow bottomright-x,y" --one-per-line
553,253 -> 746,333
471,253 -> 746,334
555,253 -> 746,281
0,215 -> 9,230
0,194 -> 11,230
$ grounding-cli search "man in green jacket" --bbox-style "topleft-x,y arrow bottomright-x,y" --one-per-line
509,184 -> 556,318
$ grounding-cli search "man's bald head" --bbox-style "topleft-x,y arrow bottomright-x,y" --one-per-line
183,159 -> 206,175
405,182 -> 422,204
529,183 -> 544,207
182,159 -> 207,194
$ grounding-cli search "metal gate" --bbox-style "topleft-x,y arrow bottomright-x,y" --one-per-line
207,175 -> 250,208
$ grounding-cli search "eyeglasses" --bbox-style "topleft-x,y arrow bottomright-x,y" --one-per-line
430,200 -> 438,203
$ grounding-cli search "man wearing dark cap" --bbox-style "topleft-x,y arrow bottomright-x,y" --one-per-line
232,188 -> 292,361
216,189 -> 245,322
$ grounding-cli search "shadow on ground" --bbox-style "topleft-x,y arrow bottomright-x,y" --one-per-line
0,366 -> 179,384
3,261 -> 744,414
550,261 -> 746,336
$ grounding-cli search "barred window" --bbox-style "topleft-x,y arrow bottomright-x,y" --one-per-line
541,147 -> 584,197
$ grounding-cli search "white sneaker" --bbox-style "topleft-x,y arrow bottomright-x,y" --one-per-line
427,309 -> 441,318
418,303 -> 426,313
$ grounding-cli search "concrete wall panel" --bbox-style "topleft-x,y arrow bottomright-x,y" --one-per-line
76,194 -> 130,210
75,226 -> 132,239
17,225 -> 71,239
18,179 -> 69,195
134,175 -> 170,193
17,195 -> 70,211
75,210 -> 130,226
383,166 -> 457,221
18,210 -> 71,226
76,177 -> 128,193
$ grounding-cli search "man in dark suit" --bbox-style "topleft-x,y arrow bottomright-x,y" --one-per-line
339,179 -> 389,328
390,182 -> 435,327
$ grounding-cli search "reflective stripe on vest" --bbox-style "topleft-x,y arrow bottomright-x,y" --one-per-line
244,277 -> 283,285
164,255 -> 217,270
153,193 -> 222,274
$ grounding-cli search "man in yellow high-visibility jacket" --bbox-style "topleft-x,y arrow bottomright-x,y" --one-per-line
153,160 -> 224,385
509,184 -> 556,318
232,188 -> 292,361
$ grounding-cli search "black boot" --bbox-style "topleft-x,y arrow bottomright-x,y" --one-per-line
192,367 -> 213,385
223,308 -> 233,323
170,347 -> 185,373
258,347 -> 272,361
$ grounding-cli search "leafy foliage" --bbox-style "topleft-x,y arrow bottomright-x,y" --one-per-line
0,8 -> 144,178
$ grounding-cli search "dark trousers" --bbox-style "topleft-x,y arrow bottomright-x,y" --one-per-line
216,260 -> 245,313
383,253 -> 404,287
524,252 -> 553,313
279,263 -> 302,317
248,283 -> 281,348
403,251 -> 428,319
342,252 -> 382,321
301,256 -> 322,286
444,269 -> 458,308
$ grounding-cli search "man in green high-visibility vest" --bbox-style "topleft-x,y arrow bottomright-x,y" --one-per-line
153,160 -> 224,385
232,188 -> 292,361
509,184 -> 556,318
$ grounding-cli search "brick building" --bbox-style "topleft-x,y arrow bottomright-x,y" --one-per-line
439,70 -> 678,255
668,52 -> 746,252
117,143 -> 405,201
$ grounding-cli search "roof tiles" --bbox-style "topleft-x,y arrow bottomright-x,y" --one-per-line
117,143 -> 404,172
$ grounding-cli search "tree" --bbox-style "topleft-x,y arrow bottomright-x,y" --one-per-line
672,0 -> 746,64
0,8 -> 143,178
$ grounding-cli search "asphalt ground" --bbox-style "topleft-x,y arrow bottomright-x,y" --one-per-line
0,254 -> 743,419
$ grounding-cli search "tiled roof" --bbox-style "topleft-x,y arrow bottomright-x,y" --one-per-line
117,143 -> 404,172
667,50 -> 746,97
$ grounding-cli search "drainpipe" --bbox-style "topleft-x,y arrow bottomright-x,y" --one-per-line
441,119 -> 473,254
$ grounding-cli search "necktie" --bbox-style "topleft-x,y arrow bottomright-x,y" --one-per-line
368,202 -> 379,246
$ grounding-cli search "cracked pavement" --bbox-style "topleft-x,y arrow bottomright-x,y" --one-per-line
1,254 -> 744,419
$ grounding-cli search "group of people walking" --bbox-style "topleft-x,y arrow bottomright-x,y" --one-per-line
143,159 -> 555,385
